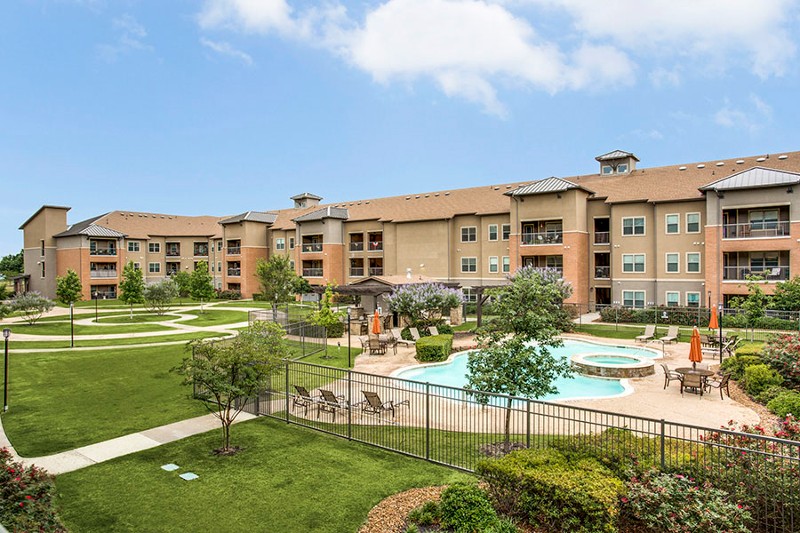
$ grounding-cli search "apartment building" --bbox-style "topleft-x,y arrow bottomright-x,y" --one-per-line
18,149 -> 800,309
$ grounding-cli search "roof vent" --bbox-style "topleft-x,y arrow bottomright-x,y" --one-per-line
779,155 -> 788,160
415,195 -> 420,199
405,197 -> 410,200
365,201 -> 370,204
434,193 -> 440,196
757,157 -> 766,162
716,162 -> 724,167
679,166 -> 687,171
493,186 -> 499,190
444,192 -> 450,196
506,185 -> 512,189
697,164 -> 705,169
736,160 -> 745,164
424,194 -> 429,198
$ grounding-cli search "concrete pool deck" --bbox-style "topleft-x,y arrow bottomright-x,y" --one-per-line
349,332 -> 759,429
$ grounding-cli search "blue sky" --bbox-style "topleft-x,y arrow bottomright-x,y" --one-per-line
2,0 -> 799,256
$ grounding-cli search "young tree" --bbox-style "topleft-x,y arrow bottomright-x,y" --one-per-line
386,282 -> 463,329
728,274 -> 769,325
172,271 -> 191,305
255,255 -> 300,320
55,269 -> 83,306
189,260 -> 214,313
307,284 -> 345,338
770,276 -> 800,312
466,266 -> 574,450
118,261 -> 145,319
10,292 -> 54,325
175,321 -> 288,454
0,250 -> 23,280
144,278 -> 179,315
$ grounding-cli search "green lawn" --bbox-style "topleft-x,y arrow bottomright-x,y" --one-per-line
8,321 -> 172,336
97,313 -> 180,324
9,331 -> 229,350
178,309 -> 249,326
2,344 -> 207,456
55,418 -> 468,533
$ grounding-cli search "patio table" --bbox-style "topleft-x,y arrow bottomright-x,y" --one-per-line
675,368 -> 714,395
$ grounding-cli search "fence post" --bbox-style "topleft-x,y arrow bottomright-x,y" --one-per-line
347,370 -> 352,441
660,419 -> 666,470
285,360 -> 290,424
425,382 -> 431,461
526,399 -> 531,449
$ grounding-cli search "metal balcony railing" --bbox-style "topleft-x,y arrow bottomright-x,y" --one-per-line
227,268 -> 241,276
303,268 -> 323,277
227,247 -> 241,255
367,241 -> 383,251
166,250 -> 180,257
594,266 -> 610,279
368,267 -> 384,275
594,232 -> 610,244
723,221 -> 790,239
521,231 -> 563,245
349,268 -> 365,277
90,270 -> 117,279
302,243 -> 323,253
193,249 -> 209,257
89,249 -> 117,256
723,265 -> 790,281
349,242 -> 364,252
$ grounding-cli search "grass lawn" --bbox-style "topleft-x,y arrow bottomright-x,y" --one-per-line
2,344 -> 207,456
178,309 -> 249,326
97,313 -> 181,324
9,331 -> 229,350
8,321 -> 172,335
55,418 -> 468,533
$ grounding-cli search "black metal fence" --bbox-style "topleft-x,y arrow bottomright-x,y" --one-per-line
240,360 -> 800,532
247,310 -> 327,359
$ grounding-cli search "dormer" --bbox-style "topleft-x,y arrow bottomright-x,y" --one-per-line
290,192 -> 322,209
595,150 -> 639,175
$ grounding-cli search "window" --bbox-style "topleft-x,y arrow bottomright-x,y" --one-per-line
686,212 -> 701,233
623,290 -> 645,308
617,163 -> 628,173
622,217 -> 645,236
461,257 -> 477,272
602,165 -> 614,174
133,262 -> 141,270
217,241 -> 222,251
217,261 -> 222,272
128,241 -> 140,252
289,237 -> 295,249
489,256 -> 498,273
149,243 -> 160,253
665,214 -> 679,234
462,288 -> 477,303
148,262 -> 161,273
749,209 -> 779,231
461,227 -> 477,242
488,224 -> 498,241
502,256 -> 510,273
666,292 -> 680,307
276,238 -> 285,251
686,252 -> 701,273
40,240 -> 45,256
686,292 -> 700,308
289,260 -> 295,270
501,224 -> 510,240
666,253 -> 679,273
211,262 -> 215,272
40,261 -> 45,278
622,254 -> 645,273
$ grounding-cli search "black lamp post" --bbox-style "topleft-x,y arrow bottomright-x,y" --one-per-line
70,301 -> 74,348
94,291 -> 99,323
347,311 -> 351,368
3,328 -> 10,413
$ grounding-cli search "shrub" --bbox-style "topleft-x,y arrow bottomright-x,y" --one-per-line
439,483 -> 500,533
775,413 -> 800,440
767,390 -> 800,418
415,334 -> 453,362
755,384 -> 790,404
10,292 -> 54,325
762,333 -> 800,389
0,448 -> 65,532
623,471 -> 751,533
742,364 -> 783,396
733,343 -> 763,357
407,500 -> 440,527
435,323 -> 454,335
214,289 -> 241,300
553,428 -> 662,477
721,355 -> 764,380
477,448 -> 625,533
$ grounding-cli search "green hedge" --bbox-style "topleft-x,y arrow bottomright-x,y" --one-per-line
767,390 -> 800,418
476,448 -> 624,533
742,364 -> 783,396
721,355 -> 764,380
415,334 -> 453,362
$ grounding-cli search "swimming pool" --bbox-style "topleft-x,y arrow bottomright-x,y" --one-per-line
393,339 -> 660,401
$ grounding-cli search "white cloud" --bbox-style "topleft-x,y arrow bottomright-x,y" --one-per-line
198,0 -> 299,36
200,38 -> 254,65
649,67 -> 681,88
97,14 -> 153,62
714,94 -> 773,134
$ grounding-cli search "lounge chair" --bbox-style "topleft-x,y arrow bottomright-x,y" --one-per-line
659,325 -> 679,344
705,373 -> 732,399
318,389 -> 349,420
428,326 -> 439,336
361,390 -> 410,418
368,336 -> 386,355
409,327 -> 422,341
680,373 -> 704,396
635,325 -> 656,343
292,385 -> 319,414
391,328 -> 414,347
659,363 -> 682,390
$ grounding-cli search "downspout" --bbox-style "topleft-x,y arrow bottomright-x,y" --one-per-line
652,203 -> 658,306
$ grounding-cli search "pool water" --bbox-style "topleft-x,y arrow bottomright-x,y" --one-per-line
395,339 -> 658,401
584,356 -> 639,365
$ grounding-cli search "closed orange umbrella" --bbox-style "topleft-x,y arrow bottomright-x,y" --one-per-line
689,326 -> 703,370
371,310 -> 381,335
708,305 -> 719,330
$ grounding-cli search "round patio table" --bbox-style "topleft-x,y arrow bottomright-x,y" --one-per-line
675,368 -> 715,395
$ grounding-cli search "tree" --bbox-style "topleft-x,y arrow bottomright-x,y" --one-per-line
466,266 -> 574,450
172,271 -> 191,304
10,292 -> 54,325
771,276 -> 800,312
189,260 -> 214,313
118,261 -> 145,319
0,250 -> 23,280
175,321 -> 288,454
255,256 -> 300,321
55,269 -> 83,306
308,284 -> 345,338
728,274 -> 769,325
144,278 -> 179,315
386,282 -> 463,329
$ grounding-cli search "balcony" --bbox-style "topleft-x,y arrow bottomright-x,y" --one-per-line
594,266 -> 610,279
349,267 -> 365,277
227,247 -> 241,255
349,242 -> 364,252
303,268 -> 323,277
521,231 -> 563,245
724,265 -> 789,281
723,221 -> 790,239
166,247 -> 180,257
90,248 -> 117,256
367,241 -> 383,252
227,268 -> 241,277
368,267 -> 384,276
302,243 -> 323,253
594,232 -> 610,245
90,270 -> 117,279
193,247 -> 209,257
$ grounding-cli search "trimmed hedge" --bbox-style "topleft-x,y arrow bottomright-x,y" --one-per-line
439,483 -> 501,532
720,355 -> 764,380
415,334 -> 453,362
742,364 -> 783,396
476,448 -> 625,533
767,390 -> 800,418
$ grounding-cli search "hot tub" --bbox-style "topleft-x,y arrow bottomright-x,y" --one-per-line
571,352 -> 655,378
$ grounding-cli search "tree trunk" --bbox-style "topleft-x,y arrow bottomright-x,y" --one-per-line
272,302 -> 278,322
129,303 -> 133,320
504,397 -> 513,450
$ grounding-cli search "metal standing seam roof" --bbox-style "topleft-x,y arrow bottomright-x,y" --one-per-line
505,177 -> 595,197
595,150 -> 640,162
699,167 -> 800,192
293,206 -> 349,222
52,214 -> 127,238
219,211 -> 278,225
290,192 -> 323,200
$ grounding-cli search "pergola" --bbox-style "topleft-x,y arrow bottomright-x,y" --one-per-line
311,275 -> 461,314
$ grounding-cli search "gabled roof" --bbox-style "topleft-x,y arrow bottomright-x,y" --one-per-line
18,205 -> 70,229
505,177 -> 594,197
699,167 -> 800,192
55,211 -> 223,239
595,150 -> 640,162
293,206 -> 349,223
53,214 -> 126,238
219,211 -> 278,225
290,192 -> 323,201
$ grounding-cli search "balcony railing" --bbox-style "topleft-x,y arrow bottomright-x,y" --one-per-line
594,232 -> 610,244
723,221 -> 790,239
349,242 -> 364,252
227,268 -> 241,277
723,266 -> 790,281
90,270 -> 117,279
166,250 -> 180,257
349,267 -> 365,277
227,247 -> 241,255
194,249 -> 209,257
367,241 -> 383,251
166,270 -> 179,277
92,291 -> 117,299
303,268 -> 323,277
521,232 -> 563,245
368,267 -> 384,276
302,243 -> 323,253
90,249 -> 117,256
594,266 -> 610,279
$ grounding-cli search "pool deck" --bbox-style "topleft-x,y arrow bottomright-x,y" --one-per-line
350,332 -> 759,430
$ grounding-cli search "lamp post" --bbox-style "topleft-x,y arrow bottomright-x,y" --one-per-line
718,302 -> 724,363
70,301 -> 74,348
347,311 -> 351,368
93,291 -> 99,323
3,328 -> 10,412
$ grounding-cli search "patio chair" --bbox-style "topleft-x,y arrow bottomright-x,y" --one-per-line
391,328 -> 414,347
659,325 -> 679,344
680,373 -> 704,396
409,327 -> 422,341
318,389 -> 349,420
705,373 -> 732,400
358,335 -> 370,351
635,324 -> 656,343
361,390 -> 410,418
429,326 -> 440,336
659,363 -> 683,390
292,385 -> 319,415
368,336 -> 386,355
